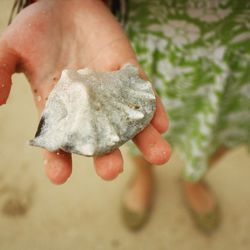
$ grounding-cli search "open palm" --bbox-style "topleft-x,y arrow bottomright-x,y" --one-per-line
0,0 -> 171,184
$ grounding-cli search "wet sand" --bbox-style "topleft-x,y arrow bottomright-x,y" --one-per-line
0,1 -> 250,249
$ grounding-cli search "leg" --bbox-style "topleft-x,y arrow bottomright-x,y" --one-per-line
208,145 -> 229,166
181,145 -> 229,232
122,155 -> 154,230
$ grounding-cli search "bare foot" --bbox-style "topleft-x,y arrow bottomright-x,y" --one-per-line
124,170 -> 154,213
122,156 -> 154,230
181,180 -> 220,232
182,181 -> 216,214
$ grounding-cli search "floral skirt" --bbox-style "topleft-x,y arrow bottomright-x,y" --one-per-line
125,0 -> 250,181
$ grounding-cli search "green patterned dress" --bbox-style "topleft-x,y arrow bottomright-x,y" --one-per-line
125,0 -> 250,181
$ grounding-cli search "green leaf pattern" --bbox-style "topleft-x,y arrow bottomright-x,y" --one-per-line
125,0 -> 250,181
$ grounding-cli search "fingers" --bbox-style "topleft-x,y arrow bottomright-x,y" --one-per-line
133,124 -> 171,165
34,86 -> 74,185
0,39 -> 18,105
44,147 -> 123,183
94,149 -> 123,181
44,150 -> 72,185
150,95 -> 169,134
126,60 -> 169,134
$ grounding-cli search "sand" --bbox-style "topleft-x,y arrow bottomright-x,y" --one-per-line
0,1 -> 250,250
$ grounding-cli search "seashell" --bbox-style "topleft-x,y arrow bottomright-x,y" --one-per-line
30,64 -> 156,156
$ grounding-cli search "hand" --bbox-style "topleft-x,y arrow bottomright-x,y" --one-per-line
0,0 -> 171,184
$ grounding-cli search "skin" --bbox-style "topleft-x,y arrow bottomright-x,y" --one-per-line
0,0 -> 171,184
126,146 -> 229,216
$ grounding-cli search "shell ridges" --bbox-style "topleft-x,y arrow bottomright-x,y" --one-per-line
30,64 -> 156,156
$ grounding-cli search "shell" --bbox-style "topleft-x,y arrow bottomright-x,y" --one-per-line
30,64 -> 156,156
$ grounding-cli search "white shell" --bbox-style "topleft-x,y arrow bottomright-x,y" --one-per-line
30,64 -> 156,156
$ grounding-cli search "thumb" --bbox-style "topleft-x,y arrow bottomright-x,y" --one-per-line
0,39 -> 18,105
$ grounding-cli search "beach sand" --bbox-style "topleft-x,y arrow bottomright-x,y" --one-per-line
0,1 -> 250,249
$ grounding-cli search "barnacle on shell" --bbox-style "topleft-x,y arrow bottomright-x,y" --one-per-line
30,64 -> 156,156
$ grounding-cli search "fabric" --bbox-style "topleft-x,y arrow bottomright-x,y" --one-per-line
125,0 -> 250,181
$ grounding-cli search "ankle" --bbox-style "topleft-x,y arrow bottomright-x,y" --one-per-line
124,173 -> 154,212
182,180 -> 217,214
